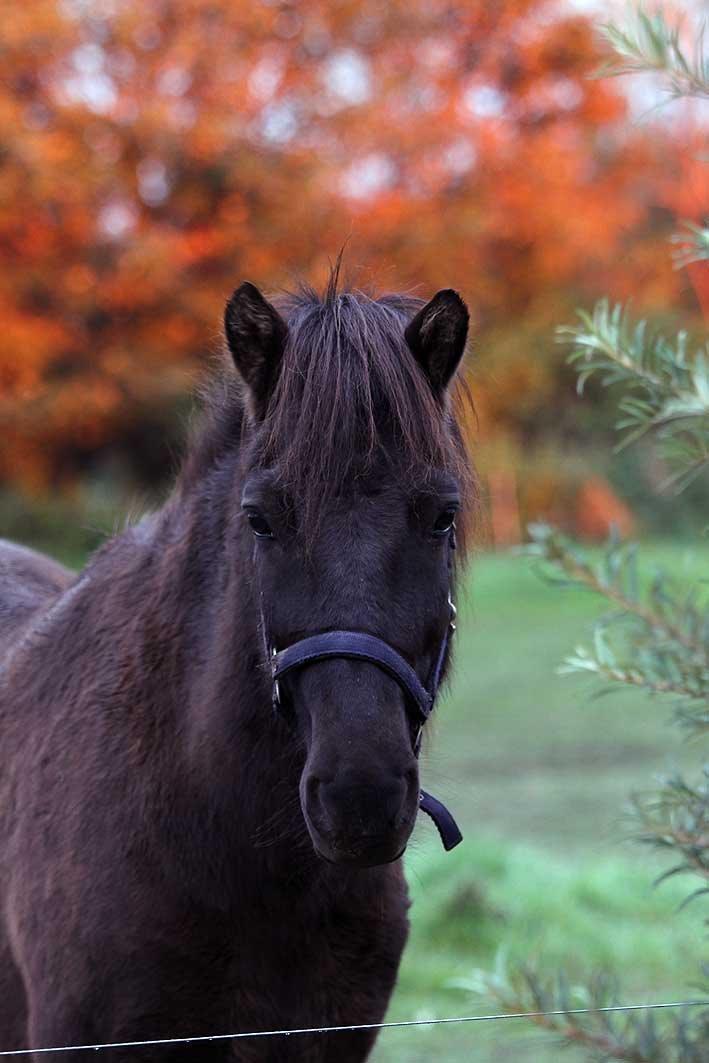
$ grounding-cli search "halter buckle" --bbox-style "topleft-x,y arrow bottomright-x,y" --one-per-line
448,593 -> 457,633
271,647 -> 282,712
413,724 -> 423,758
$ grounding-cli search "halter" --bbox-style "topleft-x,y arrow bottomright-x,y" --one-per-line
263,533 -> 463,852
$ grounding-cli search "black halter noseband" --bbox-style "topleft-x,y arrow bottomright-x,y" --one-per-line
264,538 -> 463,852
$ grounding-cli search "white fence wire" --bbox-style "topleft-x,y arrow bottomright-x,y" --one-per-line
1,999 -> 707,1056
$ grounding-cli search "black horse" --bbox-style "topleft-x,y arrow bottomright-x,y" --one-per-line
0,276 -> 473,1061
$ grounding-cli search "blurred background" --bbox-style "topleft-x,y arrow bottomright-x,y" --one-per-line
1,0 -> 706,553
1,1 -> 707,1060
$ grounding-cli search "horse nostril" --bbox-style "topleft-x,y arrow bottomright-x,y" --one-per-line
316,775 -> 412,836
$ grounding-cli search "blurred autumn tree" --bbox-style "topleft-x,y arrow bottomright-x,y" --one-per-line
0,0 -> 702,500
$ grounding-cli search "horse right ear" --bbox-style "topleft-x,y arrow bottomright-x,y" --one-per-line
224,282 -> 288,417
405,289 -> 469,399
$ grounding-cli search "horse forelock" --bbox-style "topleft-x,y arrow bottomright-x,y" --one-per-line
263,282 -> 474,543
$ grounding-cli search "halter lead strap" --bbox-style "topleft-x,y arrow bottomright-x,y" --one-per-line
420,790 -> 463,851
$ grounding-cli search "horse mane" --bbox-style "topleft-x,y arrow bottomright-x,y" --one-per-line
183,271 -> 476,548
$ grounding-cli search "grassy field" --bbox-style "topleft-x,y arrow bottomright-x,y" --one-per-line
373,542 -> 708,1062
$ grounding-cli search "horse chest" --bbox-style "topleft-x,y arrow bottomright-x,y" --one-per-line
219,888 -> 409,1062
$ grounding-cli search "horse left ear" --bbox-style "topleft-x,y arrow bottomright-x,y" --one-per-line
405,289 -> 469,397
224,282 -> 288,416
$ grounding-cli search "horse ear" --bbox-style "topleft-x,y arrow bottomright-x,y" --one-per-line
224,282 -> 288,416
405,289 -> 469,397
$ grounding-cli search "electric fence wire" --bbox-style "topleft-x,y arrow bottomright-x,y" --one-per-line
1,999 -> 707,1056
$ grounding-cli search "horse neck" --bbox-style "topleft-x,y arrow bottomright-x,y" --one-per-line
97,464 -> 311,887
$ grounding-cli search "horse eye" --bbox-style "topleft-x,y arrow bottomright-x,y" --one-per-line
432,507 -> 457,536
246,510 -> 274,539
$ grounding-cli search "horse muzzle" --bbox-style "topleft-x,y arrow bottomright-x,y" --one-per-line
302,769 -> 419,867
268,623 -> 464,857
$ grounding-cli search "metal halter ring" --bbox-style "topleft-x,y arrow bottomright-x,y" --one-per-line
271,646 -> 281,712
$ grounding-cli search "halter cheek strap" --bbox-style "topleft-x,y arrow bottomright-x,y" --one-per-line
268,593 -> 463,852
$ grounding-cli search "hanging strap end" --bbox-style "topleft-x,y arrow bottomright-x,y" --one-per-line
419,789 -> 463,851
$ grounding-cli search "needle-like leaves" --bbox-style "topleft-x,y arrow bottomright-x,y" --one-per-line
597,6 -> 709,100
559,302 -> 709,491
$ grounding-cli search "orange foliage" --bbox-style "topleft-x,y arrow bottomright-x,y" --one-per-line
574,477 -> 635,542
0,0 -> 698,490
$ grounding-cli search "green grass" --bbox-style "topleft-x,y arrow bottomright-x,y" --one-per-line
373,542 -> 708,1062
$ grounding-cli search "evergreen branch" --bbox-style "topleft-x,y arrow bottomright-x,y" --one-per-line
561,650 -> 705,703
558,301 -> 709,490
634,771 -> 709,887
462,965 -> 709,1063
526,526 -> 709,734
598,7 -> 709,100
520,1008 -> 655,1062
672,222 -> 709,269
526,525 -> 709,657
